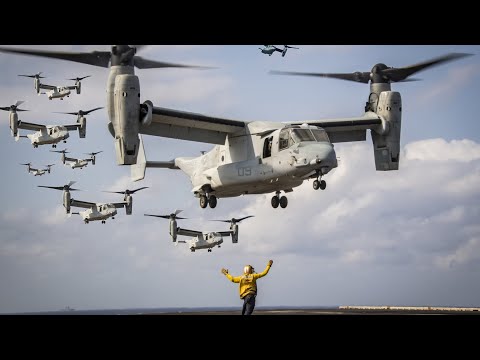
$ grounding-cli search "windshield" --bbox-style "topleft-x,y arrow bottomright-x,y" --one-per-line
279,128 -> 330,151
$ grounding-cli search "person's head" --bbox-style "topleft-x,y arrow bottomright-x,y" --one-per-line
244,265 -> 254,274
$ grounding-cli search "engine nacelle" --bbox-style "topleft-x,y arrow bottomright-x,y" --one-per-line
9,112 -> 18,137
76,81 -> 81,94
140,100 -> 153,127
78,116 -> 86,138
231,223 -> 239,244
113,74 -> 141,165
35,79 -> 40,94
371,91 -> 402,171
125,194 -> 132,215
63,190 -> 71,214
170,219 -> 178,242
61,153 -> 66,164
91,155 -> 96,165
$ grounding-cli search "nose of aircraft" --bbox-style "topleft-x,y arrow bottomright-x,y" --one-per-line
301,143 -> 338,171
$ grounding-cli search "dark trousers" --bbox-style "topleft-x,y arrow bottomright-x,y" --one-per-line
242,294 -> 256,315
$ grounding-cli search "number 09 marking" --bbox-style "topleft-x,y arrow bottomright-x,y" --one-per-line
238,167 -> 251,176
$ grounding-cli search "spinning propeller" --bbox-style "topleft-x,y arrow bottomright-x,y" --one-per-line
54,107 -> 103,117
211,215 -> 254,225
38,181 -> 79,192
270,53 -> 473,84
0,45 -> 212,69
50,148 -> 70,154
0,100 -> 28,112
85,151 -> 103,157
18,72 -> 44,79
144,209 -> 187,220
67,75 -> 91,82
103,187 -> 149,196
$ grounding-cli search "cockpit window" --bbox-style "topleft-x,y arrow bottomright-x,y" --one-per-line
279,128 -> 294,151
291,129 -> 316,143
311,129 -> 330,142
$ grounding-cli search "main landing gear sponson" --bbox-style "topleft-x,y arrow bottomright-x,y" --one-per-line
271,191 -> 288,209
199,194 -> 217,209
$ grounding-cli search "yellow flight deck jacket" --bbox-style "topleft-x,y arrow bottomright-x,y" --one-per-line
225,264 -> 271,299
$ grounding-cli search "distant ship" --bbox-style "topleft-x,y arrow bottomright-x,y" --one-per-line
62,306 -> 75,311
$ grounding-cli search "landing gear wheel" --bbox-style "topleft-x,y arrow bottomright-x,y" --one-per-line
84,219 -> 89,224
320,180 -> 327,190
208,195 -> 217,208
200,195 -> 208,209
271,196 -> 279,208
280,196 -> 288,208
313,180 -> 320,190
208,249 -> 212,252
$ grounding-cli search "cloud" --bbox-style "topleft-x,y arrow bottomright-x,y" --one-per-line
404,138 -> 480,162
435,237 -> 480,269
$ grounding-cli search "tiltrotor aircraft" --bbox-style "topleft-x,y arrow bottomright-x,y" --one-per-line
259,45 -> 299,57
38,182 -> 148,224
20,162 -> 54,176
0,46 -> 472,209
19,73 -> 90,100
51,148 -> 102,169
144,210 -> 253,252
1,101 -> 95,148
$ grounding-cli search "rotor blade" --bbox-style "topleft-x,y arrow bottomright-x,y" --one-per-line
144,214 -> 170,219
129,186 -> 149,194
67,181 -> 76,188
83,107 -> 103,115
20,163 -> 31,166
55,107 -> 104,116
174,209 -> 183,216
38,185 -> 65,191
133,56 -> 213,69
383,53 -> 473,82
285,46 -> 299,49
269,70 -> 371,83
211,220 -> 232,223
15,100 -> 24,107
104,186 -> 148,195
85,151 -> 103,156
67,75 -> 91,81
0,47 -> 112,68
236,215 -> 255,222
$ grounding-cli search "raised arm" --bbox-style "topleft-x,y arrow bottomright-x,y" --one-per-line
254,260 -> 273,279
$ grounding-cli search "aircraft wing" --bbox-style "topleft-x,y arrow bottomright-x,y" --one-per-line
63,124 -> 81,131
38,83 -> 57,90
70,199 -> 97,209
218,231 -> 232,237
284,111 -> 383,143
273,46 -> 282,52
140,106 -> 247,145
17,121 -> 46,131
64,156 -> 78,163
177,227 -> 203,237
66,85 -> 77,90
112,202 -> 128,209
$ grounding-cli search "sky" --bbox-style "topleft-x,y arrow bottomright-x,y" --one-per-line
0,45 -> 479,314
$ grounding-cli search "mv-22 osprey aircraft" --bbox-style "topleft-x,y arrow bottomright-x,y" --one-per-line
38,181 -> 148,224
18,72 -> 90,100
51,148 -> 103,169
144,210 -> 253,252
0,46 -> 471,209
1,103 -> 101,148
